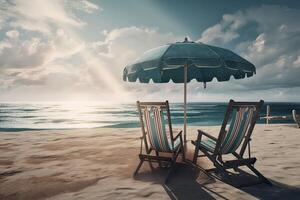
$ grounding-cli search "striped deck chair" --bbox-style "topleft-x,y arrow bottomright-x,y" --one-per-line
134,101 -> 185,181
192,100 -> 271,185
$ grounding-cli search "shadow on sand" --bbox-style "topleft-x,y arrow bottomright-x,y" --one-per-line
134,162 -> 300,200
134,162 -> 217,200
209,167 -> 300,200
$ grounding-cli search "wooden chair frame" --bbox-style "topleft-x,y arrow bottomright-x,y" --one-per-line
292,110 -> 300,128
134,101 -> 185,182
192,99 -> 271,185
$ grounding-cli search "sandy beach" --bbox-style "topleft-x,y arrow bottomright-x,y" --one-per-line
0,124 -> 300,200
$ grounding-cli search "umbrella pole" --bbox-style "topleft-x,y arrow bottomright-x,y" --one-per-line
184,63 -> 187,145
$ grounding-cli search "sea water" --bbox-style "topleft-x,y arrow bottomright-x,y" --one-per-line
0,102 -> 299,131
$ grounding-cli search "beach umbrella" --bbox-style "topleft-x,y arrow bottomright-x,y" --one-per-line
123,38 -> 256,144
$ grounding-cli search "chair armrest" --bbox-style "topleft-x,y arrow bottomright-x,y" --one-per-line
173,130 -> 183,140
197,129 -> 217,141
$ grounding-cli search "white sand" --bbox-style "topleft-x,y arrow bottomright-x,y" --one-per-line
0,124 -> 299,199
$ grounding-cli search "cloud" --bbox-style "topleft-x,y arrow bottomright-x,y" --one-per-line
198,10 -> 248,44
197,5 -> 300,93
1,2 -> 300,102
293,55 -> 300,66
92,26 -> 181,75
198,23 -> 239,44
0,29 -> 84,68
0,15 -> 181,101
71,0 -> 101,13
0,0 -> 127,101
0,0 -> 10,30
0,0 -> 95,99
0,37 -> 50,68
0,0 -> 92,34
5,30 -> 19,38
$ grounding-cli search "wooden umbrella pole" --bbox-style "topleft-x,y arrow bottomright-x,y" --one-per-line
184,63 -> 188,145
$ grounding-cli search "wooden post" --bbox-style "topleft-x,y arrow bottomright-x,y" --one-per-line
183,63 -> 188,145
266,105 -> 270,124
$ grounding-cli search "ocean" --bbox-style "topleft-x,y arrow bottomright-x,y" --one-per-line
0,102 -> 299,131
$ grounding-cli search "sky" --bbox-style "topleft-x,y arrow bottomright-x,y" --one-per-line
0,0 -> 299,103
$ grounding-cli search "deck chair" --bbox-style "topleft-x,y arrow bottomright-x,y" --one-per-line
134,101 -> 185,181
192,100 -> 271,185
292,110 -> 300,128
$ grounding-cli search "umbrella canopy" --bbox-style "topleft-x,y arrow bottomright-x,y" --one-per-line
123,38 -> 256,144
123,38 -> 255,83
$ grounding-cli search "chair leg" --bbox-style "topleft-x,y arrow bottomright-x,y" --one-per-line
193,144 -> 200,164
148,159 -> 154,170
134,158 -> 144,176
247,164 -> 272,185
181,146 -> 186,162
156,151 -> 163,168
180,135 -> 186,162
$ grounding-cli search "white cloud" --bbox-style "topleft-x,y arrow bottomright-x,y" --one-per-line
251,33 -> 265,53
197,5 -> 300,94
0,29 -> 84,68
0,41 -> 12,51
0,0 -> 10,30
49,29 -> 85,61
199,24 -> 239,44
1,0 -> 86,34
293,55 -> 300,67
5,30 -> 19,38
0,37 -> 50,68
0,21 -> 182,101
92,26 -> 181,75
1,2 -> 300,102
0,0 -> 108,99
71,0 -> 101,13
198,11 -> 247,44
0,0 -> 128,101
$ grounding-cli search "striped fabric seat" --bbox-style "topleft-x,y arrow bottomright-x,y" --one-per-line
221,106 -> 255,154
192,100 -> 271,185
143,106 -> 178,152
199,138 -> 217,152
